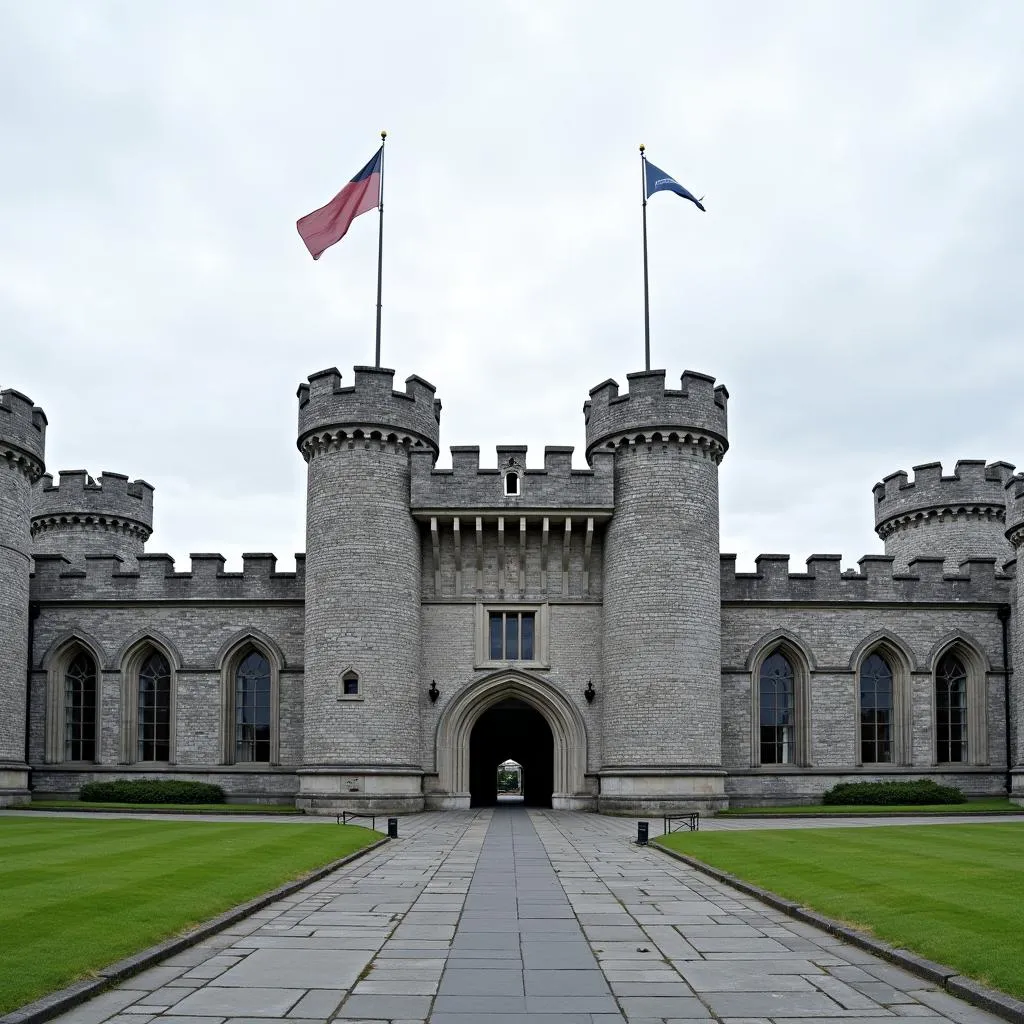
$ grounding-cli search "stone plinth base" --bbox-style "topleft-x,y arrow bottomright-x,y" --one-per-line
0,762 -> 30,807
1011,767 -> 1024,807
297,765 -> 425,815
597,768 -> 728,815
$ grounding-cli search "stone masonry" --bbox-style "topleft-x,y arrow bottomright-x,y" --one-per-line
1,363 -> 1021,811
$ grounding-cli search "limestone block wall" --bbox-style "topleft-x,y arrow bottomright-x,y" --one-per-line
27,601 -> 304,799
418,602 -> 603,776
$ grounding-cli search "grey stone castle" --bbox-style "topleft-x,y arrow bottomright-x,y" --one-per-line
2,363 -> 1023,813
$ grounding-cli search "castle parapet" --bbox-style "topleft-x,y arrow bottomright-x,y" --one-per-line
410,445 -> 614,514
30,552 -> 306,602
0,388 -> 47,481
872,460 -> 1015,572
583,369 -> 728,462
33,470 -> 154,534
296,366 -> 441,460
721,552 -> 1010,603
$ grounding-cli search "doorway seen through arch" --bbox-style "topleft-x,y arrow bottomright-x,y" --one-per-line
469,697 -> 553,807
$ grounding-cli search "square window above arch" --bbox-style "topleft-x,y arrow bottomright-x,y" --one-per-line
474,603 -> 549,670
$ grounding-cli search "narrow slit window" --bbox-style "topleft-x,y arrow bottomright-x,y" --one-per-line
505,472 -> 520,496
936,653 -> 968,763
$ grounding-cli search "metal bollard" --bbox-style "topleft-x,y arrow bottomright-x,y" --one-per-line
637,821 -> 649,845
388,817 -> 398,839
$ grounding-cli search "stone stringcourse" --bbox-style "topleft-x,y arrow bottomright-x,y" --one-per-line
1,358 -> 1023,812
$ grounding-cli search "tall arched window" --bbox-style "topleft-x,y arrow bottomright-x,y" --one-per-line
936,652 -> 968,763
759,652 -> 795,764
860,653 -> 893,764
235,650 -> 271,763
138,651 -> 171,762
64,650 -> 97,762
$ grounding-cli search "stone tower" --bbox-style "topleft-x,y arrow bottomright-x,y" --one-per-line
1005,474 -> 1024,804
0,388 -> 47,806
874,461 -> 1015,573
296,365 -> 440,813
584,369 -> 729,812
32,470 -> 154,568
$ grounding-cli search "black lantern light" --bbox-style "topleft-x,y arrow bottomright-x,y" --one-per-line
428,680 -> 440,703
584,680 -> 596,704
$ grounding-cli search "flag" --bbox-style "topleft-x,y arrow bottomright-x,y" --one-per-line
297,148 -> 383,260
644,159 -> 705,212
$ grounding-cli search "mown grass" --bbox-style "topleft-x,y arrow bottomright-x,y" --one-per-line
25,800 -> 303,814
720,797 -> 1021,816
0,817 -> 379,1014
657,823 -> 1024,999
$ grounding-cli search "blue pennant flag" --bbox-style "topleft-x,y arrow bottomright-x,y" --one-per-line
645,160 -> 705,211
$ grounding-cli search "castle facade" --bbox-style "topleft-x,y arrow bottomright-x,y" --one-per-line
2,363 -> 1022,813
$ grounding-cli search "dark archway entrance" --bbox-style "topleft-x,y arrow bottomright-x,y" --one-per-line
469,697 -> 554,807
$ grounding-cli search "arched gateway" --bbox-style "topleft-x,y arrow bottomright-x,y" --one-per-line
431,670 -> 593,810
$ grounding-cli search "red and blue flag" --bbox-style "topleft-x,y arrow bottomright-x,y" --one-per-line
297,148 -> 382,260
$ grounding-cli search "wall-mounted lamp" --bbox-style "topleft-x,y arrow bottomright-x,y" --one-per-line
428,680 -> 440,703
584,680 -> 596,704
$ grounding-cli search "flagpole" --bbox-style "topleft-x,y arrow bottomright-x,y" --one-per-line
374,130 -> 387,368
640,144 -> 650,372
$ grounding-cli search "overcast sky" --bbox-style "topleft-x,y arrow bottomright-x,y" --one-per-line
3,1 -> 1022,574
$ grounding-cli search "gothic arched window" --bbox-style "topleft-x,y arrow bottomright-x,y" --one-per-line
860,653 -> 893,764
138,651 -> 171,762
64,650 -> 97,762
235,650 -> 271,763
759,651 -> 795,764
936,652 -> 968,763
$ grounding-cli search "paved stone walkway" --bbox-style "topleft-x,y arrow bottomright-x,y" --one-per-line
44,808 -> 1010,1024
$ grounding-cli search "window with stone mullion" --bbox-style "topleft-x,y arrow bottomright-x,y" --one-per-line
64,651 -> 97,762
488,611 -> 535,661
235,651 -> 271,762
860,653 -> 893,764
936,653 -> 968,763
138,652 -> 171,762
759,652 -> 795,765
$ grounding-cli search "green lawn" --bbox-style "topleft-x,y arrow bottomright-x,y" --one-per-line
720,798 -> 1021,816
658,823 -> 1024,999
25,800 -> 303,814
0,817 -> 380,1014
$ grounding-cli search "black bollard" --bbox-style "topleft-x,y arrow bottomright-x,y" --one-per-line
387,816 -> 398,839
637,821 -> 649,845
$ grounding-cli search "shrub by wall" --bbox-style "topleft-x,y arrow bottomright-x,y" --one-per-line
78,779 -> 225,804
822,780 -> 965,806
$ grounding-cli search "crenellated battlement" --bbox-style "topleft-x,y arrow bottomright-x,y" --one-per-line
296,365 -> 441,461
0,387 -> 47,481
410,444 -> 614,513
30,551 -> 306,603
721,552 -> 1011,604
1005,473 -> 1024,548
32,470 -> 154,539
873,460 -> 1015,537
583,369 -> 728,462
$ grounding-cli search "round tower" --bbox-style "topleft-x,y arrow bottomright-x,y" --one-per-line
873,460 -> 1015,573
0,387 -> 47,806
1004,474 -> 1024,805
32,470 -> 154,568
296,365 -> 440,813
585,369 -> 729,813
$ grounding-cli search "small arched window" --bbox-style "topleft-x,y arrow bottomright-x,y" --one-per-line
64,650 -> 97,762
860,653 -> 893,764
138,651 -> 171,762
504,471 -> 520,496
235,651 -> 271,762
342,670 -> 360,696
759,651 -> 795,764
936,652 -> 968,763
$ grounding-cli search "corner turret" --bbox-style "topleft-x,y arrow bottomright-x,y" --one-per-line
0,386 -> 47,806
32,470 -> 154,568
873,460 -> 1015,572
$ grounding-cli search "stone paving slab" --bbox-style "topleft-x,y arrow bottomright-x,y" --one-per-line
30,808 -> 1020,1024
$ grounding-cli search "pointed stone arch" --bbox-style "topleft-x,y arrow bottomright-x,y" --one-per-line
928,631 -> 990,766
434,670 -> 591,810
41,631 -> 106,764
746,629 -> 813,768
744,627 -> 817,672
217,630 -> 282,765
850,630 -> 915,767
117,633 -> 179,764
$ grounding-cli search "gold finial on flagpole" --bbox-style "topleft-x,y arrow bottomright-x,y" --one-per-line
639,143 -> 645,153
381,130 -> 387,141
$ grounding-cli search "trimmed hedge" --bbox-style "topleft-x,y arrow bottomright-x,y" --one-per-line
822,780 -> 965,805
78,779 -> 225,805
